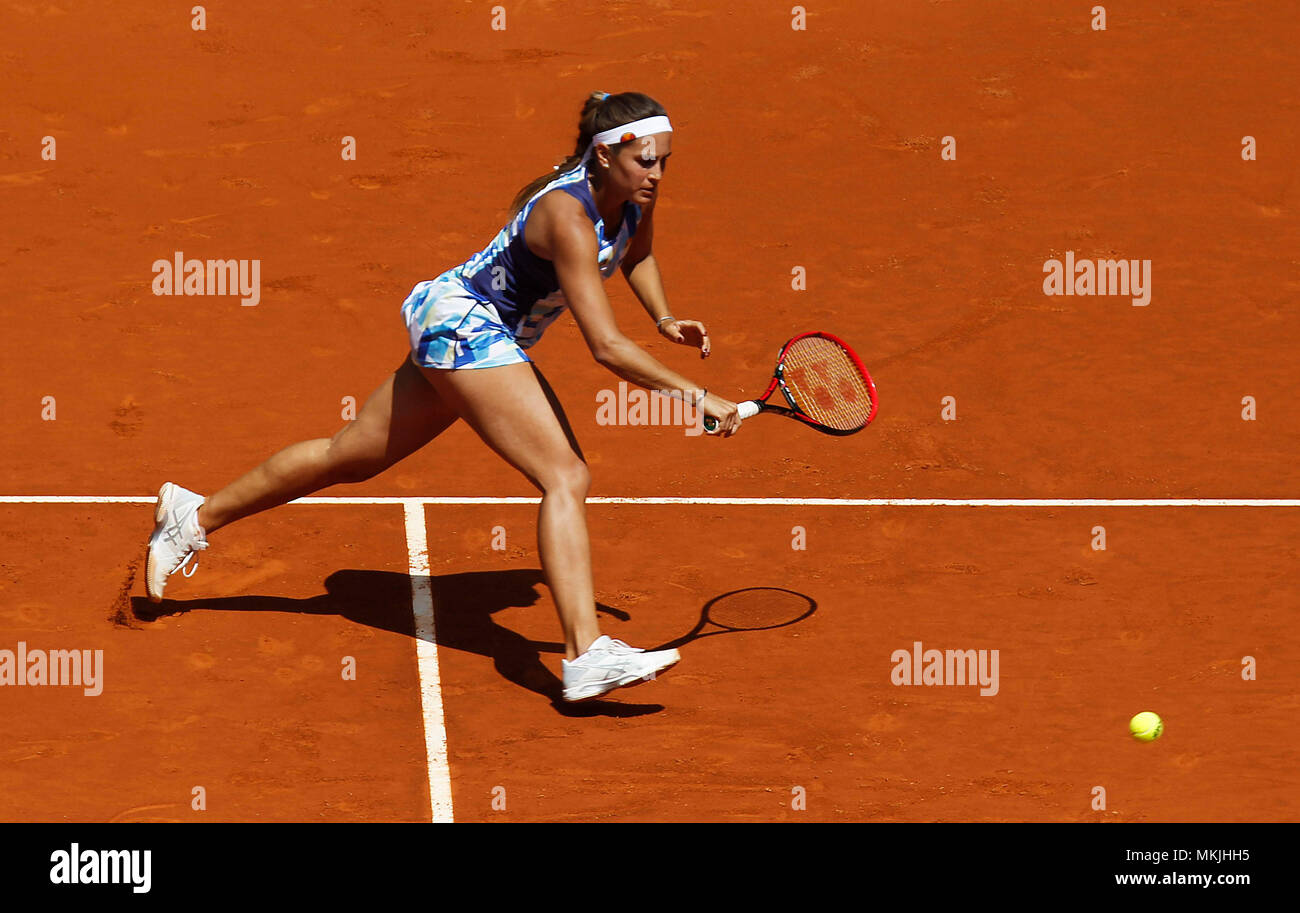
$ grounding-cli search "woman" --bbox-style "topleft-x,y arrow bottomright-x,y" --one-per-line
145,91 -> 742,702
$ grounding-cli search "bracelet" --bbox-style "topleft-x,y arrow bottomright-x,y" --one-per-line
656,315 -> 676,326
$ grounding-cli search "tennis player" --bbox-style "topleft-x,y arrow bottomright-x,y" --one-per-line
145,91 -> 741,702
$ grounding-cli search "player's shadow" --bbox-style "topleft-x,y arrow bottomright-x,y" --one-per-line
129,568 -> 662,717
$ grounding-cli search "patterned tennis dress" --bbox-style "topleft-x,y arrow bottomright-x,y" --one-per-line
401,162 -> 642,369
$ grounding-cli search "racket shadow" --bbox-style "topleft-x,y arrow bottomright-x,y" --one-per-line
650,586 -> 818,652
128,567 -> 662,717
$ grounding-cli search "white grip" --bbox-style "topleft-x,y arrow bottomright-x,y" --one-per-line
704,399 -> 762,435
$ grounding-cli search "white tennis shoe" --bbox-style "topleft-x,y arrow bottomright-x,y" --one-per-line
561,635 -> 680,702
145,482 -> 209,602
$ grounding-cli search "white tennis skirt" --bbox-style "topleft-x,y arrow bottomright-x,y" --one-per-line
400,278 -> 532,370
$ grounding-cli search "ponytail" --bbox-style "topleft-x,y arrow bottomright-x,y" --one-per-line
507,91 -> 668,219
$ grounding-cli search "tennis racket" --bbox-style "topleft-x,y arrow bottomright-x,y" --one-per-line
653,587 -> 817,651
704,331 -> 878,435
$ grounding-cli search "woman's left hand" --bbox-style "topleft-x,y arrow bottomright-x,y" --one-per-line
660,318 -> 711,358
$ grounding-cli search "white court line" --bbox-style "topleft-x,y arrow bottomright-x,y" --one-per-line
402,499 -> 454,824
2,496 -> 1299,507
6,489 -> 1299,827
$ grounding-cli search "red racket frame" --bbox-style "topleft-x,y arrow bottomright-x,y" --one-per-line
752,331 -> 879,436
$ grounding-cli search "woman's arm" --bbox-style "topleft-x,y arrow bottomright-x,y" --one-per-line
621,199 -> 711,356
549,202 -> 740,433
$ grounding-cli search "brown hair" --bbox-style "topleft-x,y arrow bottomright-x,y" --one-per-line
507,91 -> 668,219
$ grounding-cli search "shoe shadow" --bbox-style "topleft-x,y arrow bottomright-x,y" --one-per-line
130,568 -> 663,718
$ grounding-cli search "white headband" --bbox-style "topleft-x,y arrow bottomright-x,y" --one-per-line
583,115 -> 673,162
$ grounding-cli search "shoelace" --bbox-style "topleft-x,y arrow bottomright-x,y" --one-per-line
161,507 -> 207,578
598,637 -> 645,655
175,551 -> 200,578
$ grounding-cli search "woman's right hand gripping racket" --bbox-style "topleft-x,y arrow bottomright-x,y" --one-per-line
705,331 -> 878,435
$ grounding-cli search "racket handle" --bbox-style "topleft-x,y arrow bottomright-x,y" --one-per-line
704,400 -> 761,434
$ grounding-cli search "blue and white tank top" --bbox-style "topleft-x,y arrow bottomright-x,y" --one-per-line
437,162 -> 642,349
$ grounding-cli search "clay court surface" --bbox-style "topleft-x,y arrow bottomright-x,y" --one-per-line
2,1 -> 1297,822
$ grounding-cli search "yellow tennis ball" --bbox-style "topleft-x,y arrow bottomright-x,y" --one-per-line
1129,711 -> 1163,742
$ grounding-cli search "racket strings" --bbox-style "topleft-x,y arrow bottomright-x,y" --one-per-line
778,336 -> 876,431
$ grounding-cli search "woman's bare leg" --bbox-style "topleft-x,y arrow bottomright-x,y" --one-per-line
198,357 -> 457,534
417,361 -> 600,660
